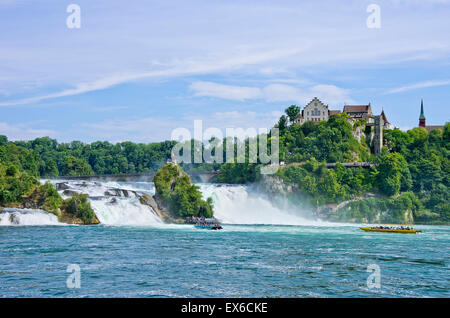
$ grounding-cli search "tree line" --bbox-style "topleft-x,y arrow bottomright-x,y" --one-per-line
1,105 -> 448,224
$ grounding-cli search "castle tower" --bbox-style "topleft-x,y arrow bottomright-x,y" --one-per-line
419,99 -> 426,128
373,115 -> 384,155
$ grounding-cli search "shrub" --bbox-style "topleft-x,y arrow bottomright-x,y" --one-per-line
154,163 -> 214,218
63,193 -> 97,224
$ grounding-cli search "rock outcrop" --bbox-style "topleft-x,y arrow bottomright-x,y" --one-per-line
148,163 -> 214,221
139,193 -> 183,223
59,209 -> 100,225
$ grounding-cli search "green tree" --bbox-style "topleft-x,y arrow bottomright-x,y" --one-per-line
0,135 -> 7,147
276,115 -> 288,134
62,193 -> 97,224
62,155 -> 93,176
285,105 -> 300,123
377,152 -> 410,196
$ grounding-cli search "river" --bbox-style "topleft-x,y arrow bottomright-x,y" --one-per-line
0,180 -> 448,297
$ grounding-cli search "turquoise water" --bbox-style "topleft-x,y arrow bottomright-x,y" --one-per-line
1,224 -> 449,297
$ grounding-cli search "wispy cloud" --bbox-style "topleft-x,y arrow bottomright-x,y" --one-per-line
189,81 -> 353,106
0,48 -> 302,107
1,1 -> 450,106
190,82 -> 261,101
0,122 -> 56,141
387,79 -> 450,94
74,110 -> 283,143
1,0 -> 449,142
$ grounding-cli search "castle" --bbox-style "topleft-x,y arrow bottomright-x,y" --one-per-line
293,97 -> 340,124
289,97 -> 446,155
294,97 -> 391,130
293,97 -> 389,155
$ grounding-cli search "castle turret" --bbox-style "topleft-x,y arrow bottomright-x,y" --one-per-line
419,99 -> 426,128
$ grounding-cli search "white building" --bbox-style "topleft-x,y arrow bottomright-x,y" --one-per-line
294,97 -> 341,124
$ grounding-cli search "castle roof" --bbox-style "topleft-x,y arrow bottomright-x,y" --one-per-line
343,105 -> 370,113
381,110 -> 390,124
328,110 -> 341,116
425,125 -> 444,132
305,97 -> 328,108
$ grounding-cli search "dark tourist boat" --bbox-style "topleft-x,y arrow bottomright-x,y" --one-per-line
189,217 -> 223,230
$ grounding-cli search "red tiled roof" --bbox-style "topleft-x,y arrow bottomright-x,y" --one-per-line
425,125 -> 444,132
343,105 -> 370,113
328,110 -> 341,116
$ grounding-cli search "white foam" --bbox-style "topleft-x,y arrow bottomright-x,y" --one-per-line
0,208 -> 63,226
198,184 -> 322,225
90,197 -> 162,226
42,179 -> 334,226
45,179 -> 162,226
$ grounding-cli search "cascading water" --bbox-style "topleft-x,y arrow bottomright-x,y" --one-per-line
45,179 -> 162,226
198,184 -> 318,225
39,179 -> 320,226
89,197 -> 162,225
0,208 -> 63,226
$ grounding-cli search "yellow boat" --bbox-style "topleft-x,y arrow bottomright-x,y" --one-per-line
360,227 -> 421,234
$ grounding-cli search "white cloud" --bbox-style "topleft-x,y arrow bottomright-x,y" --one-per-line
77,117 -> 179,143
386,79 -> 450,94
309,85 -> 353,106
0,1 -> 449,106
190,81 -> 353,106
202,111 -> 281,132
262,84 -> 304,102
0,122 -> 56,141
190,81 -> 262,101
0,49 -> 302,107
75,110 -> 282,143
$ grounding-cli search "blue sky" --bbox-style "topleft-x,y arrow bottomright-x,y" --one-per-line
0,0 -> 449,142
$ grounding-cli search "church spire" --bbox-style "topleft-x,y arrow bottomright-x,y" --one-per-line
419,98 -> 426,127
419,99 -> 425,119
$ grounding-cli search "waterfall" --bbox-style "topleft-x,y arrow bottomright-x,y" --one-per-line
198,184 -> 318,225
39,179 -> 319,226
0,208 -> 63,226
89,197 -> 162,225
45,179 -> 162,226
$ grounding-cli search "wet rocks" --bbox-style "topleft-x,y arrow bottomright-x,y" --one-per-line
108,197 -> 118,205
139,193 -> 181,223
104,188 -> 129,197
62,189 -> 79,197
9,213 -> 20,225
55,182 -> 70,191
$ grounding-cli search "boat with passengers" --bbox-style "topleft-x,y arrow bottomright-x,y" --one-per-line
360,225 -> 421,234
192,218 -> 223,230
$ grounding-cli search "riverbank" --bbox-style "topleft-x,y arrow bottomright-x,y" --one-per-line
256,173 -> 447,225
